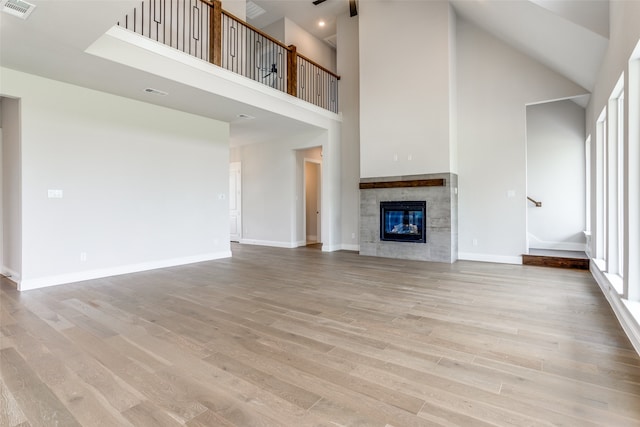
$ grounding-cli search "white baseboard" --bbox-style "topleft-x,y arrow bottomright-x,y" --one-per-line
340,244 -> 360,251
590,263 -> 640,356
458,252 -> 523,265
238,240 -> 358,252
321,243 -> 343,252
239,239 -> 300,248
18,251 -> 232,291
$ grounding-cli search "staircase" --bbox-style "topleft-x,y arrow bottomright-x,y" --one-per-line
522,249 -> 589,270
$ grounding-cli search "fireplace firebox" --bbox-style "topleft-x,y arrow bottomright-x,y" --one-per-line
380,201 -> 426,243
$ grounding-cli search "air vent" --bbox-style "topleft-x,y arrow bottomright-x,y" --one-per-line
324,34 -> 337,48
144,88 -> 168,96
1,0 -> 36,19
246,1 -> 266,19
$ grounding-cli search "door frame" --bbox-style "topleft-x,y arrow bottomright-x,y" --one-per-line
303,158 -> 322,244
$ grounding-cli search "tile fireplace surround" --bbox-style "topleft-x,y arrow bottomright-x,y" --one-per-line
359,173 -> 458,263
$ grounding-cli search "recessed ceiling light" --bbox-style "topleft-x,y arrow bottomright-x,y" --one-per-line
237,113 -> 255,120
318,20 -> 326,27
144,88 -> 168,96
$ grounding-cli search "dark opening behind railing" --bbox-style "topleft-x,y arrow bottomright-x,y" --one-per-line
118,0 -> 339,113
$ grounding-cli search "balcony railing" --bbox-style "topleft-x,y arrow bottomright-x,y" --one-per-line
118,0 -> 339,113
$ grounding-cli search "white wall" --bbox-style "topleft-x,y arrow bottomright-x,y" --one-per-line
359,0 -> 455,178
337,13 -> 360,250
284,18 -> 336,73
234,131 -> 324,247
456,19 -> 588,263
526,100 -> 585,250
261,19 -> 285,43
0,68 -> 231,290
261,18 -> 336,73
223,0 -> 246,21
1,97 -> 21,280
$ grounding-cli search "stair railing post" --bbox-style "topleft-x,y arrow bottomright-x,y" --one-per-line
287,44 -> 297,97
210,0 -> 222,66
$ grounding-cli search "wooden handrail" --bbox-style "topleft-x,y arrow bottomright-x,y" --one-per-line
527,196 -> 542,207
297,51 -> 341,80
220,10 -> 291,52
218,9 -> 339,80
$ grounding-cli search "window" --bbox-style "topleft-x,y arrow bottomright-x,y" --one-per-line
617,91 -> 625,277
627,45 -> 640,302
595,109 -> 607,265
606,74 -> 624,279
585,135 -> 591,237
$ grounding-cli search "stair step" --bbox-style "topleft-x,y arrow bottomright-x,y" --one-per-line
522,254 -> 589,270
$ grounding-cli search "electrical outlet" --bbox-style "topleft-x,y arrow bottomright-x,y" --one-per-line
472,239 -> 478,247
80,252 -> 87,262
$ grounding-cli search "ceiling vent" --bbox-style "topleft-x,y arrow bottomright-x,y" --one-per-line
246,1 -> 266,19
324,34 -> 337,48
144,88 -> 168,96
1,0 -> 36,19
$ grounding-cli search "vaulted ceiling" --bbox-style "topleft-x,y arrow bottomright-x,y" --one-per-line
247,0 -> 609,93
0,0 -> 609,143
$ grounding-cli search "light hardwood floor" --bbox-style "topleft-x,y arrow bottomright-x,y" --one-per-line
1,244 -> 639,426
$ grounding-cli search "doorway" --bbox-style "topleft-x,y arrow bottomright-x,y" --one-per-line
525,99 -> 586,253
304,159 -> 321,246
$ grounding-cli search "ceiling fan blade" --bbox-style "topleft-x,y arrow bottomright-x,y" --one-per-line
349,0 -> 357,16
312,0 -> 326,5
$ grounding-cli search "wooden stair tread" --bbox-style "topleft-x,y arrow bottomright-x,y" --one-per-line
522,253 -> 590,270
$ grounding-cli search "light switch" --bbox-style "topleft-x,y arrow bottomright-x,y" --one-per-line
507,190 -> 516,198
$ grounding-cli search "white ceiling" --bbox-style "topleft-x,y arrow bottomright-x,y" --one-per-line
450,0 -> 609,93
0,0 -> 609,145
248,0 -> 351,43
245,0 -> 609,94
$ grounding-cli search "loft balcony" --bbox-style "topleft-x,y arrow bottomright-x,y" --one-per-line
117,0 -> 340,113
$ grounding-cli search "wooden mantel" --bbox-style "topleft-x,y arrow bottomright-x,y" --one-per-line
359,178 -> 446,190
